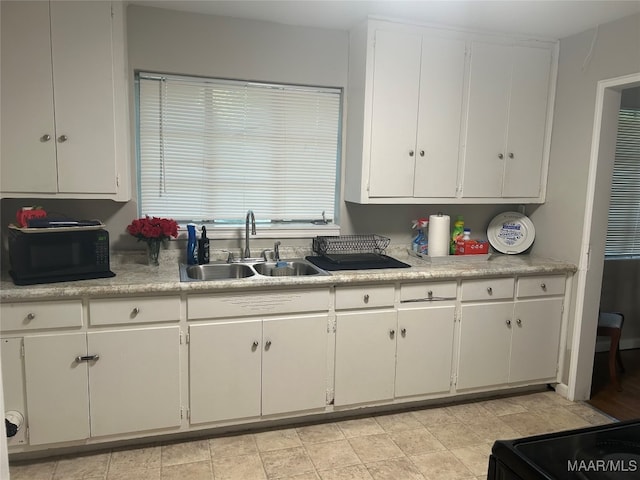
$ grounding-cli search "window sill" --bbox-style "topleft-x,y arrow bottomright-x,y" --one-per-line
175,223 -> 340,240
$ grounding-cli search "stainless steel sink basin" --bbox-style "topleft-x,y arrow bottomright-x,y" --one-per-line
179,259 -> 328,282
254,261 -> 322,277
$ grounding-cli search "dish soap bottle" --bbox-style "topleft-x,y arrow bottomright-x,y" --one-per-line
412,218 -> 429,255
451,215 -> 464,255
198,226 -> 210,265
187,223 -> 198,265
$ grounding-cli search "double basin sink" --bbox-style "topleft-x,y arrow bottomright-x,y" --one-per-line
179,259 -> 329,282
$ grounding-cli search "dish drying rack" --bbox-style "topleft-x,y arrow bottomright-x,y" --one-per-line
312,234 -> 391,264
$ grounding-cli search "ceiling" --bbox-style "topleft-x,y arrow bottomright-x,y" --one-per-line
128,0 -> 640,40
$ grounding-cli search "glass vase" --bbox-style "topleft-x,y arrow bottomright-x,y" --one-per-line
147,239 -> 161,266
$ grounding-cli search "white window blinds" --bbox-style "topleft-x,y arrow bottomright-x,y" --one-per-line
137,73 -> 341,224
605,108 -> 640,257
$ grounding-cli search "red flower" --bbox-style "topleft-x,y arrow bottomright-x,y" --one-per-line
127,216 -> 179,241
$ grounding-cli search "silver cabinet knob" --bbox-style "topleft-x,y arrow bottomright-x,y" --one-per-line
26,313 -> 36,321
419,150 -> 425,157
132,307 -> 140,316
389,329 -> 395,338
252,341 -> 259,349
75,354 -> 99,363
40,134 -> 51,142
487,287 -> 493,295
58,134 -> 68,143
498,153 -> 504,159
506,319 -> 512,327
265,340 -> 272,350
427,290 -> 433,299
540,283 -> 547,291
516,318 -> 522,326
401,328 -> 407,337
409,150 -> 415,157
363,294 -> 370,304
508,152 -> 514,159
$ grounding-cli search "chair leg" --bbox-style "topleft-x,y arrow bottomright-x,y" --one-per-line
609,330 -> 623,391
616,343 -> 626,373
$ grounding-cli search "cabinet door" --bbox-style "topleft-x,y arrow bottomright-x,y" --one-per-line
23,333 -> 90,445
368,29 -> 421,197
87,326 -> 181,437
262,314 -> 328,415
502,46 -> 552,198
1,338 -> 27,446
457,302 -> 513,390
413,35 -> 466,198
50,1 -> 118,194
334,310 -> 397,406
189,320 -> 261,424
0,0 -> 58,193
396,304 -> 455,397
462,42 -> 511,198
509,298 -> 563,383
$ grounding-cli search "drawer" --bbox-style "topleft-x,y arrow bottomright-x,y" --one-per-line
90,296 -> 180,326
335,285 -> 395,310
400,281 -> 457,302
517,275 -> 566,298
0,300 -> 83,332
188,289 -> 330,320
461,277 -> 514,301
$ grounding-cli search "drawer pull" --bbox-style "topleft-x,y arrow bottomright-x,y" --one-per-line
540,283 -> 547,291
506,319 -> 511,327
427,290 -> 433,299
487,287 -> 493,295
363,294 -> 370,304
75,355 -> 99,363
131,307 -> 140,316
26,313 -> 36,321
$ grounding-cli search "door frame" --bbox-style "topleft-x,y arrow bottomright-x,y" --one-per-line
567,72 -> 640,400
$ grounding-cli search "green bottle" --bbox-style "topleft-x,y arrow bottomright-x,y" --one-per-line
451,216 -> 464,254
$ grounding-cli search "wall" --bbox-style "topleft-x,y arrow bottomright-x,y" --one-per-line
529,13 -> 640,387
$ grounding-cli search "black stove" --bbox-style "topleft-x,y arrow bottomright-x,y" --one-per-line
489,419 -> 640,479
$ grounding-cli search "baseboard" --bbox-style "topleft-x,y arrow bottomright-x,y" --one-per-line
595,337 -> 640,352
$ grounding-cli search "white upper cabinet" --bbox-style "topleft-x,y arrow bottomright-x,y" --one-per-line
345,19 -> 557,204
0,1 -> 130,200
462,42 -> 553,200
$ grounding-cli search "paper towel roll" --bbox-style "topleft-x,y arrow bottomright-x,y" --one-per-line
428,214 -> 450,257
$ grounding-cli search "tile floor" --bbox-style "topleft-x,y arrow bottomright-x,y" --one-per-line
9,391 -> 614,480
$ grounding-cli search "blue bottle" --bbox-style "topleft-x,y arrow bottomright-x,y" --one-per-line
187,223 -> 198,265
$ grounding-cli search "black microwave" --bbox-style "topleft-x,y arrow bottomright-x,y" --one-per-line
8,228 -> 115,285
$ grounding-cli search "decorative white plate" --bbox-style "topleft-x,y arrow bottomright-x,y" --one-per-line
487,212 -> 535,254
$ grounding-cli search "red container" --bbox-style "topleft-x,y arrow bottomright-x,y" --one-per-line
456,239 -> 490,255
16,207 -> 47,228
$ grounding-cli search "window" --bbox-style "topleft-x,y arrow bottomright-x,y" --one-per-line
605,108 -> 640,257
136,72 -> 341,234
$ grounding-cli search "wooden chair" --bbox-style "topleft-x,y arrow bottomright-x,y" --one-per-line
597,312 -> 625,391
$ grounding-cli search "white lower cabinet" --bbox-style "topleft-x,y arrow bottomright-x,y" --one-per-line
395,304 -> 456,397
334,309 -> 397,406
23,326 -> 181,445
189,313 -> 328,424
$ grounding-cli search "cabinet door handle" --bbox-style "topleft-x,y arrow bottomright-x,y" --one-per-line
506,319 -> 512,327
58,134 -> 68,143
427,290 -> 433,299
26,313 -> 36,321
389,329 -> 395,338
508,152 -> 514,159
363,294 -> 369,304
487,287 -> 493,295
498,153 -> 504,159
75,355 -> 99,363
252,341 -> 259,348
265,340 -> 272,350
40,134 -> 51,142
516,319 -> 522,326
401,328 -> 407,337
409,150 -> 415,157
540,283 -> 547,291
419,150 -> 425,157
131,307 -> 140,316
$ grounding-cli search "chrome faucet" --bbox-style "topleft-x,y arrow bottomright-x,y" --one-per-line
273,241 -> 281,262
244,210 -> 256,259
